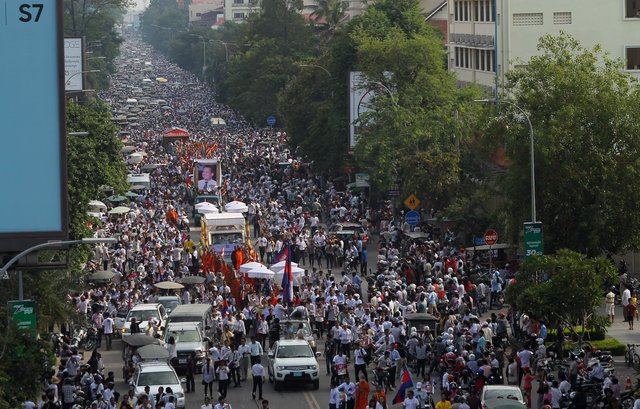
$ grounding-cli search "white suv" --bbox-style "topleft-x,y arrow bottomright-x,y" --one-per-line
132,362 -> 185,408
267,339 -> 319,390
122,303 -> 167,338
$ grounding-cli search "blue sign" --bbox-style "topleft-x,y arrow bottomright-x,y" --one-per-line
267,115 -> 276,126
0,0 -> 68,250
473,237 -> 486,246
405,210 -> 421,226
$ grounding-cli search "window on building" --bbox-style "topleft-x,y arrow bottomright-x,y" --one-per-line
626,47 -> 640,70
485,0 -> 493,21
234,0 -> 244,4
480,50 -> 486,71
513,12 -> 544,26
626,0 -> 640,18
553,12 -> 571,24
234,12 -> 245,19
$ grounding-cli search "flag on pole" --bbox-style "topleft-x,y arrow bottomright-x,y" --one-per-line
392,369 -> 414,404
281,244 -> 293,304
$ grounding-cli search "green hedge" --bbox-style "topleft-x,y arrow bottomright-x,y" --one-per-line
548,326 -> 606,341
561,339 -> 626,356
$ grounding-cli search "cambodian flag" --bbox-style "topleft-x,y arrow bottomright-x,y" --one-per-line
281,244 -> 293,304
273,246 -> 287,263
393,369 -> 414,404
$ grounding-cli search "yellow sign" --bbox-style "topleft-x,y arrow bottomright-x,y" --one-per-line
404,194 -> 421,210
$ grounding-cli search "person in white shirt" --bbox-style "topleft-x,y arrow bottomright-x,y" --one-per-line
102,314 -> 114,350
251,358 -> 265,400
338,324 -> 353,358
237,338 -> 251,381
217,361 -> 231,398
403,390 -> 420,409
213,396 -> 231,409
201,396 -> 213,409
329,382 -> 340,409
354,343 -> 369,382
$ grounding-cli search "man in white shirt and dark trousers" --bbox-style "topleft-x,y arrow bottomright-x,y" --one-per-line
103,313 -> 114,351
251,358 -> 265,400
354,344 -> 368,382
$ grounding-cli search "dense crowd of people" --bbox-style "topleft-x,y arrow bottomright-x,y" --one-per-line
31,35 -> 640,409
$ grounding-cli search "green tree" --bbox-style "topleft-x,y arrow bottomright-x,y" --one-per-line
494,32 -> 640,255
506,249 -> 616,334
351,1 -> 481,207
221,0 -> 316,122
67,102 -> 128,240
309,0 -> 349,33
64,0 -> 130,89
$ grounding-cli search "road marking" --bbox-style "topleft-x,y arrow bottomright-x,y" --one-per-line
303,390 -> 315,409
306,390 -> 321,409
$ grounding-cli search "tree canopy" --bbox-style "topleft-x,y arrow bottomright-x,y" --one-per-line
506,249 -> 616,331
493,32 -> 640,255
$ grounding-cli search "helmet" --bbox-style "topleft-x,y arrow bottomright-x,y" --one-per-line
469,354 -> 476,361
416,382 -> 423,389
537,338 -> 544,345
448,267 -> 453,273
477,368 -> 484,376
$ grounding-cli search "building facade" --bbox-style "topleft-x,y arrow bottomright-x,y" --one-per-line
448,0 -> 640,93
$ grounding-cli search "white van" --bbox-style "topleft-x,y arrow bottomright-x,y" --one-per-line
127,173 -> 151,190
202,213 -> 246,257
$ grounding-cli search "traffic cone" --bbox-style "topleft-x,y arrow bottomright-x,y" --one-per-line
626,376 -> 632,390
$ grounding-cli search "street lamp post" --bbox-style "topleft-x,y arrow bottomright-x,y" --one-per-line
1,238 -> 118,300
475,98 -> 536,223
191,34 -> 207,80
209,40 -> 231,63
297,64 -> 332,79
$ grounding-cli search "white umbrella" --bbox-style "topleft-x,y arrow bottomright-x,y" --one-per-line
121,146 -> 136,152
127,155 -> 143,165
88,200 -> 107,210
133,151 -> 148,157
272,265 -> 306,276
239,261 -> 267,273
270,260 -> 299,270
195,202 -> 217,209
246,266 -> 275,279
225,201 -> 248,213
108,206 -> 131,215
197,207 -> 219,215
195,202 -> 219,214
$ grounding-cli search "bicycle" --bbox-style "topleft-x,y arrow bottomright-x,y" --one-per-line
625,344 -> 640,368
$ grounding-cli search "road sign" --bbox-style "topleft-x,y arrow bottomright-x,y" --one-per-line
267,115 -> 276,126
484,229 -> 498,246
473,237 -> 485,246
387,189 -> 400,197
404,194 -> 421,210
524,222 -> 544,258
9,300 -> 37,332
405,210 -> 421,226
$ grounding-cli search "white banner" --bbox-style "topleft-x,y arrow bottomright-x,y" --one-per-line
64,37 -> 83,92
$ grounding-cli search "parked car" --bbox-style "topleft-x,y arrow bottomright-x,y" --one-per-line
267,339 -> 320,390
132,362 -> 186,408
122,303 -> 167,338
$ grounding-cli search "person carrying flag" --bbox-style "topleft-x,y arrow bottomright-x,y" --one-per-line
392,368 -> 414,406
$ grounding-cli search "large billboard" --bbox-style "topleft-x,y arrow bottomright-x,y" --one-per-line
0,0 -> 68,251
64,37 -> 84,92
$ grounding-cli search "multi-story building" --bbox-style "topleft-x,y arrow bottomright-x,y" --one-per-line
190,0 -> 224,23
223,0 -> 260,23
448,0 -> 640,94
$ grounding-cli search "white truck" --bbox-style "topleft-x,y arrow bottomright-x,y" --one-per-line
201,213 -> 246,257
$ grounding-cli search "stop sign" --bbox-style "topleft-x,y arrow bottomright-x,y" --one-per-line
484,229 -> 498,246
